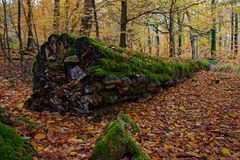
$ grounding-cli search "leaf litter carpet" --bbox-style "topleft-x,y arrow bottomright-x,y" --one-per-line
0,62 -> 239,159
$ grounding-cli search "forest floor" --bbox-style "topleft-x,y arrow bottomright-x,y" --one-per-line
0,59 -> 239,160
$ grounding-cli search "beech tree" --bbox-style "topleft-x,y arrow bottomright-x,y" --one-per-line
26,0 -> 34,50
80,0 -> 93,36
53,0 -> 60,33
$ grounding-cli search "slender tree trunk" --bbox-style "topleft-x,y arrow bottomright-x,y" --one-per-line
211,0 -> 216,58
65,0 -> 80,32
64,0 -> 69,32
2,0 -> 11,64
92,0 -> 99,38
169,11 -> 175,57
147,25 -> 152,53
177,12 -> 184,56
186,12 -> 197,59
80,0 -> 93,36
53,0 -> 60,33
27,0 -> 34,51
231,5 -> 234,51
18,0 -> 23,64
138,39 -> 144,53
234,13 -> 238,55
120,0 -> 128,48
156,29 -> 160,56
32,13 -> 40,51
219,22 -> 222,51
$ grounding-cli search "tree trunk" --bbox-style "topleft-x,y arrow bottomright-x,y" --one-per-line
27,0 -> 34,51
155,27 -> 160,56
80,0 -> 93,36
120,0 -> 128,48
211,0 -> 216,58
2,0 -> 11,64
64,0 -> 69,32
18,0 -> 23,64
53,0 -> 60,33
169,11 -> 175,57
231,5 -> 234,51
177,12 -> 184,56
64,0 -> 80,33
147,25 -> 152,54
234,13 -> 238,55
219,22 -> 222,51
186,12 -> 197,59
92,0 -> 100,38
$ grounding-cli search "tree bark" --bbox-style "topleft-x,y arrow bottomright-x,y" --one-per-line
2,0 -> 11,64
92,0 -> 100,38
186,12 -> 197,59
231,4 -> 234,51
53,0 -> 60,33
120,0 -> 128,48
177,12 -> 184,56
27,0 -> 34,51
64,0 -> 80,32
155,27 -> 160,56
64,0 -> 69,32
147,25 -> 152,54
80,0 -> 93,36
234,13 -> 238,55
169,11 -> 175,57
211,0 -> 216,58
18,0 -> 24,64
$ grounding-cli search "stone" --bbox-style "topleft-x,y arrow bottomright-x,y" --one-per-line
147,82 -> 158,92
163,80 -> 174,87
69,65 -> 86,80
105,84 -> 116,90
137,93 -> 152,103
64,55 -> 79,64
103,76 -> 121,85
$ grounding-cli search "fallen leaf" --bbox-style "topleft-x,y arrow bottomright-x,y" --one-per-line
221,147 -> 231,156
68,151 -> 78,156
86,126 -> 95,131
34,133 -> 46,140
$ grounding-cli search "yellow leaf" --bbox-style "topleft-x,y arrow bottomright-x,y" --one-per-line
67,146 -> 75,152
179,105 -> 185,111
221,147 -> 231,156
16,103 -> 24,108
187,152 -> 201,158
164,144 -> 174,150
69,151 -> 78,156
37,146 -> 44,153
86,126 -> 95,131
34,133 -> 46,140
187,132 -> 195,141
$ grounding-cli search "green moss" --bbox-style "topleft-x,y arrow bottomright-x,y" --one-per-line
118,113 -> 139,134
90,120 -> 148,160
0,122 -> 34,160
61,32 -> 79,44
198,59 -> 211,68
50,33 -> 209,83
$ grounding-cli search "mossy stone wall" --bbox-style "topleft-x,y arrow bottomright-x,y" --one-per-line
26,33 -> 210,115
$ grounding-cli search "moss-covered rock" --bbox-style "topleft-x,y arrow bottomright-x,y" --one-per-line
90,114 -> 148,160
0,122 -> 34,160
